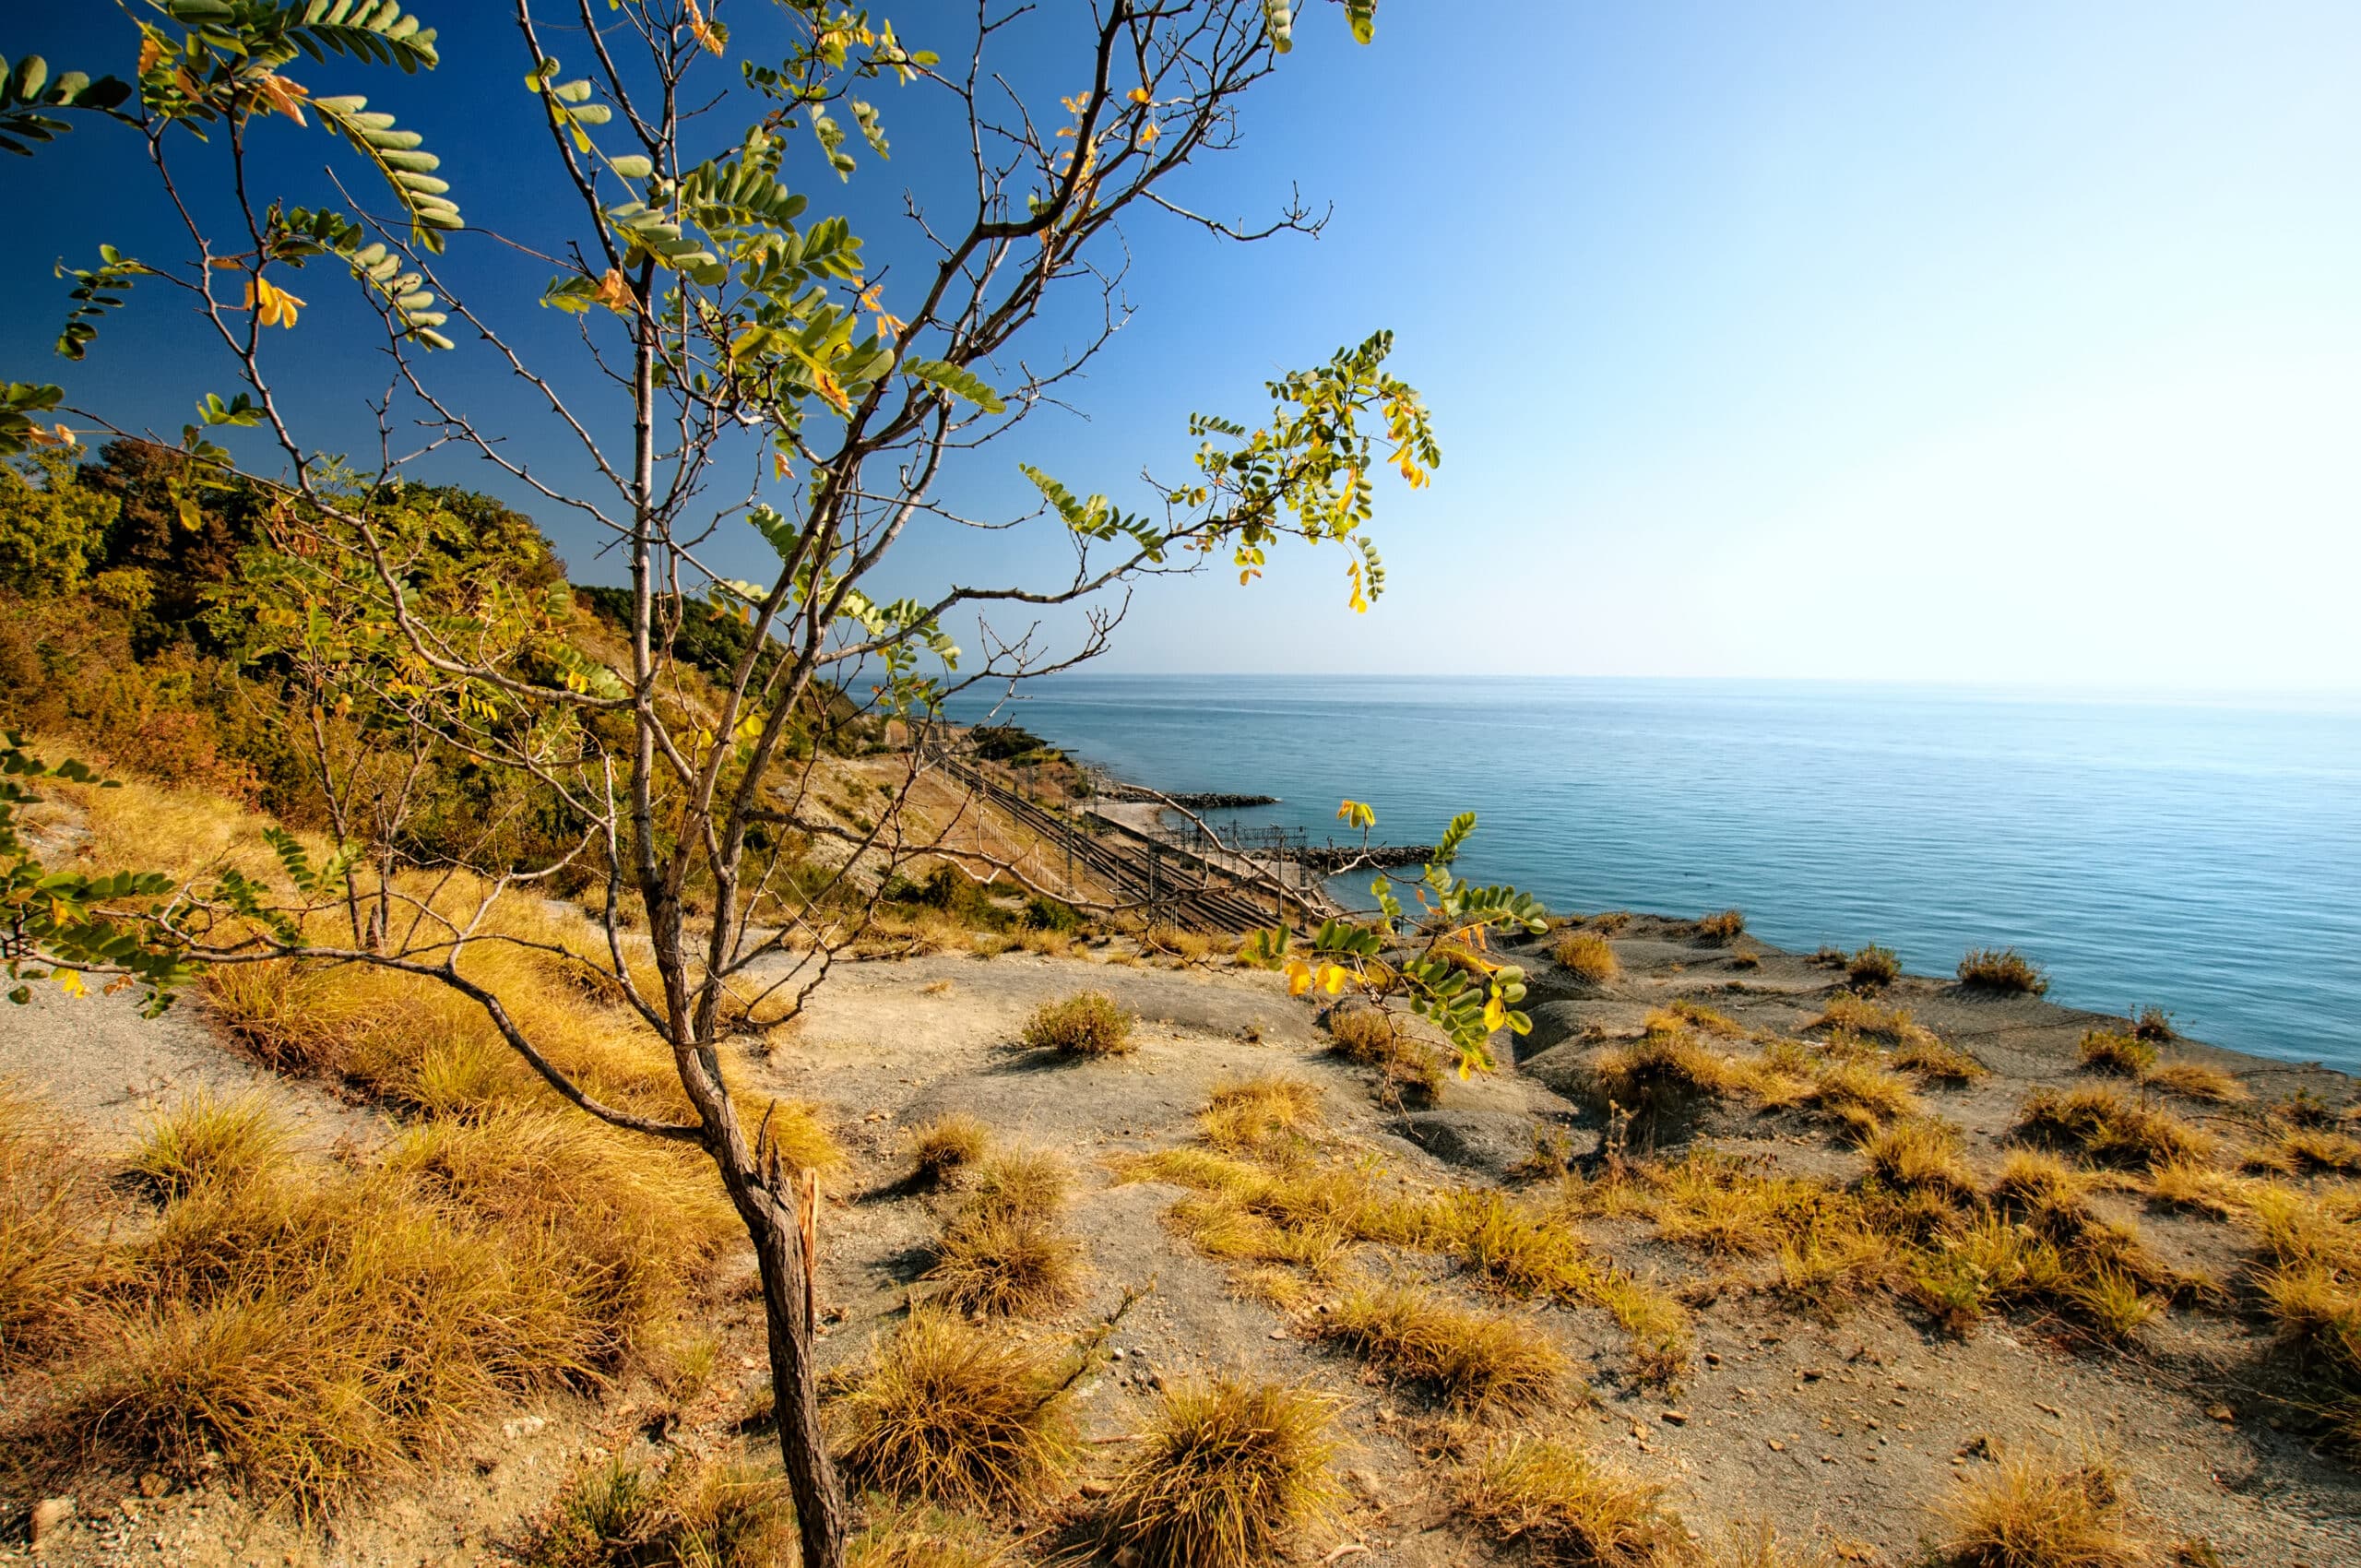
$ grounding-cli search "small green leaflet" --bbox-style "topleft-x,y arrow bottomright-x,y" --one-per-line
902,357 -> 1003,413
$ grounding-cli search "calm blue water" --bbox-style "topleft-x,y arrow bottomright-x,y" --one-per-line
948,677 -> 2361,1072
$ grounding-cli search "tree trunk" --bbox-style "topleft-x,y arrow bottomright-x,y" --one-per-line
740,1174 -> 848,1568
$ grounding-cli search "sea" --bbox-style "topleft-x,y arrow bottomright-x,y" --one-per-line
945,676 -> 2361,1074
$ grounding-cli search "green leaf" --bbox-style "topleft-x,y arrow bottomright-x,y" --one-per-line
608,152 -> 653,180
312,94 -> 461,252
902,357 -> 1003,413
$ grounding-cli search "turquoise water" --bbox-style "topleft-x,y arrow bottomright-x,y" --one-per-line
948,677 -> 2361,1072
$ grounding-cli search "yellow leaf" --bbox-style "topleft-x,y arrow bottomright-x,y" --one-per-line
243,276 -> 306,328
1457,1061 -> 1473,1082
248,73 -> 309,126
57,969 -> 87,999
1285,959 -> 1312,997
686,0 -> 726,55
773,451 -> 791,480
1127,87 -> 1152,103
1318,963 -> 1349,995
1482,996 -> 1506,1032
138,36 -> 166,76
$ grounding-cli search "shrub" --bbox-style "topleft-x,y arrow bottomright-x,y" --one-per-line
2077,1030 -> 2157,1077
1958,947 -> 2049,996
1099,1380 -> 1339,1568
1937,1449 -> 2153,1568
1590,911 -> 1632,934
1550,931 -> 1619,985
1021,895 -> 1084,933
0,1083 -> 102,1363
910,1113 -> 991,1183
1459,1436 -> 1688,1568
1021,991 -> 1135,1056
1809,945 -> 1848,968
2130,1007 -> 2175,1043
1319,1282 -> 1568,1412
831,1313 -> 1077,1513
1697,909 -> 1745,943
1728,951 -> 1762,970
2017,1087 -> 2213,1170
1845,944 -> 1901,988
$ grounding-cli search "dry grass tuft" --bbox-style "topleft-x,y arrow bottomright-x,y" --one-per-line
1459,1434 -> 1690,1568
1201,1075 -> 1323,1156
1845,944 -> 1902,989
1590,910 -> 1633,934
2130,1007 -> 2175,1043
2077,1030 -> 2158,1077
2137,1062 -> 2245,1103
1021,989 -> 1135,1056
1892,1035 -> 1989,1085
0,1082 -> 103,1363
2244,1129 -> 2361,1176
2018,1087 -> 2213,1170
129,1090 -> 286,1198
1937,1448 -> 2153,1568
1697,909 -> 1746,943
925,1209 -> 1084,1317
1099,1379 -> 1339,1568
831,1312 -> 1076,1512
1813,992 -> 1923,1043
1800,1054 -> 1923,1130
964,1147 -> 1073,1224
848,1507 -> 1014,1568
1957,947 -> 2049,996
1318,1281 -> 1569,1412
1663,999 -> 1749,1039
524,1449 -> 794,1568
1864,1120 -> 1975,1195
909,1113 -> 991,1183
1326,1004 -> 1443,1103
1551,931 -> 1620,985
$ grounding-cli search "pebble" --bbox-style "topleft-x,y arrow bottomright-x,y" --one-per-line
501,1416 -> 549,1440
1660,1410 -> 1689,1426
31,1497 -> 76,1549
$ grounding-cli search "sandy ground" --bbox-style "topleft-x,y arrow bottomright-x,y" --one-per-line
6,921 -> 2358,1566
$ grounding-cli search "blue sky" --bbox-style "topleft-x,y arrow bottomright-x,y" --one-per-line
6,3 -> 2357,687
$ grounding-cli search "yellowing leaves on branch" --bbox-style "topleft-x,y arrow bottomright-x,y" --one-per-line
242,275 -> 304,328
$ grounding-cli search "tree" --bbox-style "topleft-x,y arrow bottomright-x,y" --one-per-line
0,448 -> 116,596
0,5 -> 1540,1562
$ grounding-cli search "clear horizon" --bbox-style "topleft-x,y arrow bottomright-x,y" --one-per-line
6,3 -> 2356,688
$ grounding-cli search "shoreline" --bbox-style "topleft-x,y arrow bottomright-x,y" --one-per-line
1049,744 -> 2355,1093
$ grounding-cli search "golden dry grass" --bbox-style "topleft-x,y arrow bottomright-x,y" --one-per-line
1812,992 -> 1924,1043
1845,944 -> 1902,988
964,1147 -> 1073,1224
909,1112 -> 991,1183
830,1312 -> 1077,1513
1459,1434 -> 1690,1568
2137,1062 -> 2245,1103
1863,1120 -> 1975,1195
66,1106 -> 648,1510
1201,1075 -> 1323,1156
2077,1030 -> 2158,1077
1957,947 -> 2050,996
848,1508 -> 1014,1568
1317,1281 -> 1569,1412
524,1449 -> 795,1568
2244,1129 -> 2361,1176
1892,1035 -> 1990,1084
0,1082 -> 104,1364
2018,1087 -> 2213,1170
1098,1379 -> 1339,1568
1697,909 -> 1746,943
1661,999 -> 1749,1039
1551,931 -> 1620,985
1326,1004 -> 1443,1103
1020,990 -> 1135,1056
1937,1449 -> 2153,1568
925,1208 -> 1085,1317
